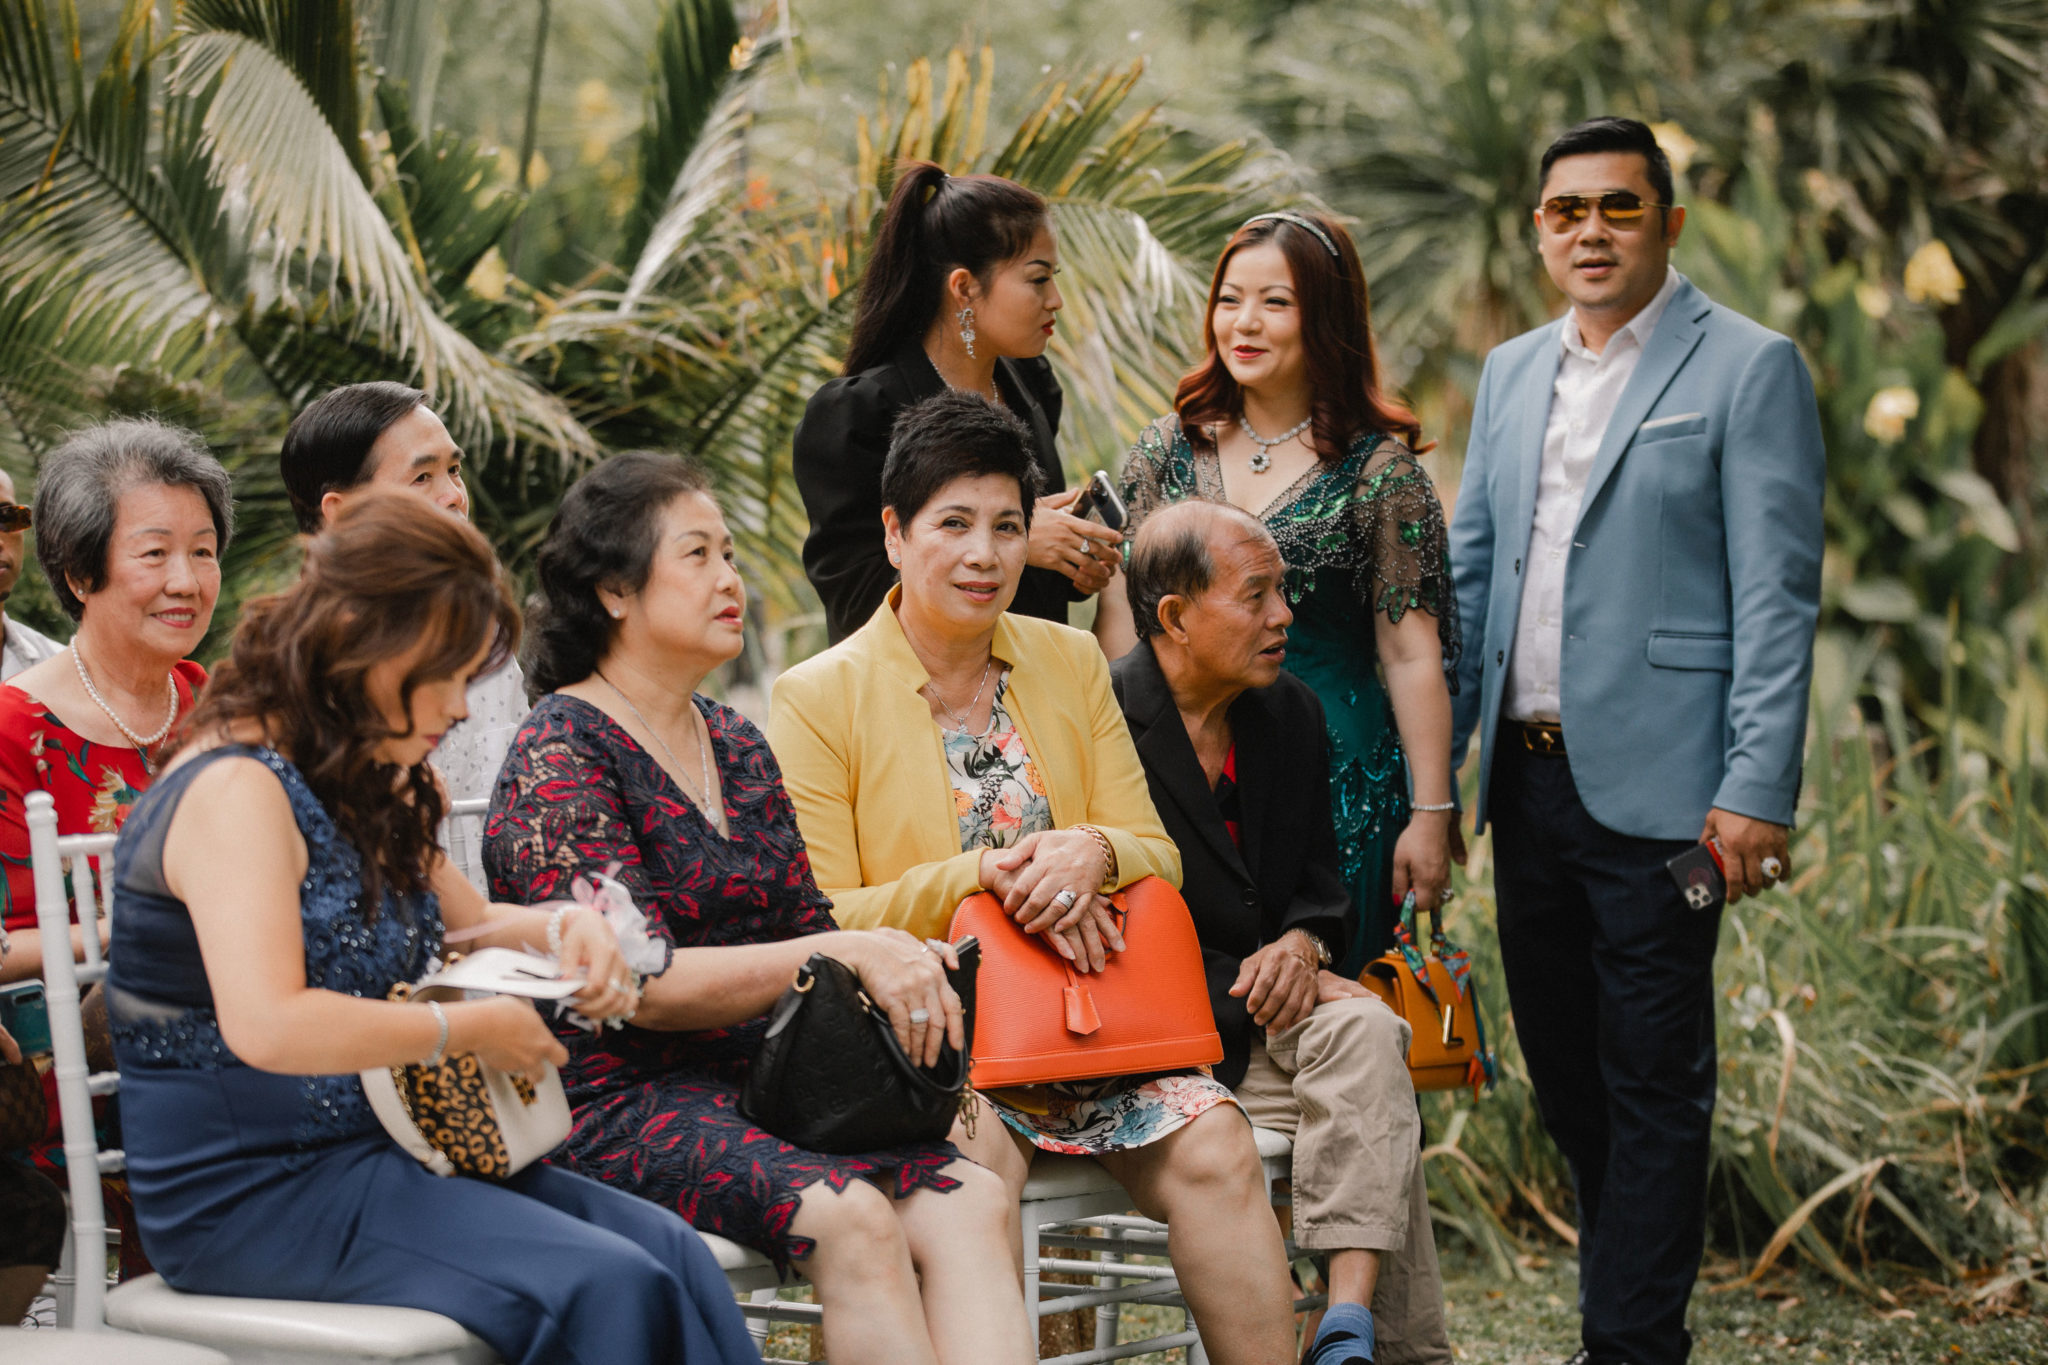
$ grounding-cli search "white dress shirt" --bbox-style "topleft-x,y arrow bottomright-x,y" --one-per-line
0,614 -> 63,681
1505,266 -> 1681,723
435,658 -> 531,890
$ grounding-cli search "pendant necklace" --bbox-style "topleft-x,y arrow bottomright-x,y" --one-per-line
72,644 -> 178,774
599,673 -> 724,834
928,656 -> 1000,740
1238,412 -> 1313,473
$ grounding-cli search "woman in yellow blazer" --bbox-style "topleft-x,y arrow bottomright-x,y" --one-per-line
771,392 -> 1295,1365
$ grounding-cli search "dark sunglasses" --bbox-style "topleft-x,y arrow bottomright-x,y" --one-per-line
1539,191 -> 1671,233
0,503 -> 28,533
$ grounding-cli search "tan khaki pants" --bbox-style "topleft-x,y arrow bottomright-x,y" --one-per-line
1235,995 -> 1453,1365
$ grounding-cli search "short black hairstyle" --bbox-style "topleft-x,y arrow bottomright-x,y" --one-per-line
280,382 -> 430,534
526,451 -> 716,694
1538,116 -> 1675,210
880,390 -> 1044,531
35,418 -> 236,621
1125,500 -> 1274,641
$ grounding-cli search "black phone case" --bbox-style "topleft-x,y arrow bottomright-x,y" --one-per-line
1666,842 -> 1726,912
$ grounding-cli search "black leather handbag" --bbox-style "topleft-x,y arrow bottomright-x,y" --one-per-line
740,938 -> 979,1155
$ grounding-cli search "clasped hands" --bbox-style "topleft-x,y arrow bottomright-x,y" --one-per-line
979,829 -> 1124,973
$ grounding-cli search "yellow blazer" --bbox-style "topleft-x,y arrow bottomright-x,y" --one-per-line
769,592 -> 1182,940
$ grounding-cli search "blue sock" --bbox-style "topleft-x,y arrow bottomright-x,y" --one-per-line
1307,1302 -> 1376,1363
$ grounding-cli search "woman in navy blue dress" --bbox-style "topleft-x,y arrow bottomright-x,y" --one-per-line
106,488 -> 759,1365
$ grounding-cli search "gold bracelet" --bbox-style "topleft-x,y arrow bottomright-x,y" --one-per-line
1074,824 -> 1118,891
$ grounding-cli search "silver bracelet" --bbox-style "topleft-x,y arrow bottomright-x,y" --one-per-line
422,1001 -> 449,1067
546,906 -> 572,959
1411,800 -> 1458,813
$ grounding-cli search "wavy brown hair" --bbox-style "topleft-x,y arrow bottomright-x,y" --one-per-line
182,488 -> 518,913
1175,211 -> 1421,459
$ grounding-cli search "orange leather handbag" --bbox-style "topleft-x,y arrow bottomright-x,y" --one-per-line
950,875 -> 1222,1087
1359,893 -> 1498,1095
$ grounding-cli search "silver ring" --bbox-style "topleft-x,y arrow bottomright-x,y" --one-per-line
908,1008 -> 931,1025
1053,890 -> 1079,910
1761,856 -> 1784,880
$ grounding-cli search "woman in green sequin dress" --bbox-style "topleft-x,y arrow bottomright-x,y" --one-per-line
1095,211 -> 1460,972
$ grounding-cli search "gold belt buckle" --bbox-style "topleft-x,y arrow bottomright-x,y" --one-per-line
1520,722 -> 1565,754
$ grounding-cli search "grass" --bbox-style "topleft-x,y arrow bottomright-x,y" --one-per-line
1094,1252 -> 2046,1364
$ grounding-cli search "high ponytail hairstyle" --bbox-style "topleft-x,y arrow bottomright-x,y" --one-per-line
841,161 -> 1049,377
1176,211 -> 1422,460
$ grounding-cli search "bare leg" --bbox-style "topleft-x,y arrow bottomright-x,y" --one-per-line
1327,1248 -> 1380,1307
790,1179 -> 940,1365
1095,1107 -> 1295,1365
897,1158 -> 1037,1365
948,1096 -> 1037,1282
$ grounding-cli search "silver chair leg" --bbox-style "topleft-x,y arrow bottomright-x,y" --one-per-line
1093,1248 -> 1121,1351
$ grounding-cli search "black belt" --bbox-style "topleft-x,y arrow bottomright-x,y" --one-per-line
1512,720 -> 1567,756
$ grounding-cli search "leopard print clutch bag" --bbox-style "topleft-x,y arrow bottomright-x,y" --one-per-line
359,980 -> 572,1179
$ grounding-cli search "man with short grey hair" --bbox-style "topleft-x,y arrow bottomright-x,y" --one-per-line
0,469 -> 60,680
1113,500 -> 1452,1365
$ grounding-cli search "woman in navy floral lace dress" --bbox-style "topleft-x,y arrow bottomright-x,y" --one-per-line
107,491 -> 758,1365
484,453 -> 1032,1365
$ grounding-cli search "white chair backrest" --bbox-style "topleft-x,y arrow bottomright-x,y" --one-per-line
28,789 -> 123,1331
441,797 -> 491,895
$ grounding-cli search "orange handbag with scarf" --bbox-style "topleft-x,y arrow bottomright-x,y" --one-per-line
950,875 -> 1222,1087
1358,892 -> 1499,1095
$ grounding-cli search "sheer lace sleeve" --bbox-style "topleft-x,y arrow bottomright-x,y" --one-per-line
482,722 -> 676,963
1352,438 -> 1462,692
1116,414 -> 1197,541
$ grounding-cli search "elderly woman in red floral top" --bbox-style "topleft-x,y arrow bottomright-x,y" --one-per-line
0,418 -> 231,985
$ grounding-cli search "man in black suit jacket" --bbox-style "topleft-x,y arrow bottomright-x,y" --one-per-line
1111,501 -> 1450,1365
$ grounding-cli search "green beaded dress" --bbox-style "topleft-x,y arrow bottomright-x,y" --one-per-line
1118,414 -> 1460,971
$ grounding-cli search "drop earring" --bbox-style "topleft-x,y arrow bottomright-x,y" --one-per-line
956,306 -> 977,359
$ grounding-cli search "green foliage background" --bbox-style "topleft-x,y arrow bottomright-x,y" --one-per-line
4,0 -> 2045,1305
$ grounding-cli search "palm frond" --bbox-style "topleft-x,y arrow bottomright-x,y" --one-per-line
181,0 -> 369,181
168,26 -> 593,461
626,0 -> 743,268
622,9 -> 774,307
0,0 -> 220,359
374,76 -> 523,295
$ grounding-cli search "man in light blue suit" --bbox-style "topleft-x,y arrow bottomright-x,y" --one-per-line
1447,118 -> 1825,1365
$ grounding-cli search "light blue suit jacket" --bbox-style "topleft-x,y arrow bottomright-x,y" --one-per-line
1448,275 -> 1826,839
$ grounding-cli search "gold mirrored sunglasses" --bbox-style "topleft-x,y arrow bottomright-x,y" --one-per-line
0,503 -> 28,533
1539,191 -> 1671,233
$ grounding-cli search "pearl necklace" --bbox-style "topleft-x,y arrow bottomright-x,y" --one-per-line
1238,412 -> 1313,473
72,644 -> 177,769
599,673 -> 724,834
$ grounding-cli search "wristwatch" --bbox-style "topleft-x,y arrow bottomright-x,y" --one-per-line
1290,930 -> 1332,968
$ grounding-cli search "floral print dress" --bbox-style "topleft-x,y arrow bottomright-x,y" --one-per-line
483,693 -> 966,1273
0,661 -> 207,934
954,674 -> 1237,1156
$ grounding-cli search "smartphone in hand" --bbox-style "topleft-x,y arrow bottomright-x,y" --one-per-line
1071,471 -> 1128,532
1666,839 -> 1727,912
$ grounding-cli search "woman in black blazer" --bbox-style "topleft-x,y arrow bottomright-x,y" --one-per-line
794,161 -> 1121,642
